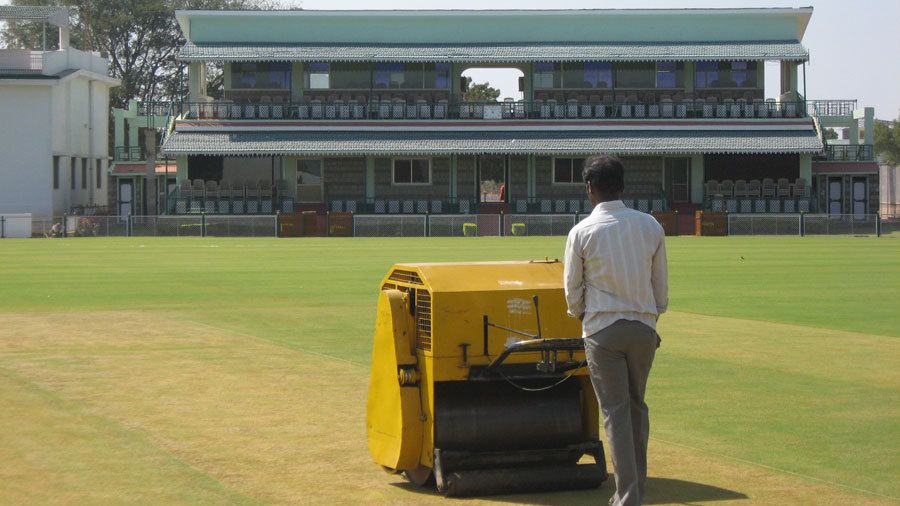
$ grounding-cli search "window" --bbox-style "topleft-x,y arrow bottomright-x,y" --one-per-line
553,158 -> 586,184
615,62 -> 655,88
695,61 -> 757,88
53,156 -> 60,189
296,159 -> 323,203
562,62 -> 613,89
533,62 -> 559,89
307,63 -> 330,89
231,62 -> 291,90
655,62 -> 684,88
329,63 -> 371,89
373,63 -> 442,89
393,159 -> 430,185
70,158 -> 76,190
96,158 -> 102,189
81,158 -> 87,189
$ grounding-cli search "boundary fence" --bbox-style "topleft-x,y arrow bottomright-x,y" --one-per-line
2,212 -> 897,239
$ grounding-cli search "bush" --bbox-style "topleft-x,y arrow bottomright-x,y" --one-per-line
463,223 -> 477,237
511,223 -> 526,236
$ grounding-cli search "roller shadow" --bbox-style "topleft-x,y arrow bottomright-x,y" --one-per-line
390,476 -> 747,504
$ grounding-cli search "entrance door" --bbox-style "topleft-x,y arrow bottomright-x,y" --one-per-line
118,179 -> 133,217
479,155 -> 507,205
665,158 -> 690,203
852,177 -> 867,218
296,159 -> 323,203
828,177 -> 843,215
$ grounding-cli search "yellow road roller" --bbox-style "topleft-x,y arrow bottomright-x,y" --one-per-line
366,260 -> 607,497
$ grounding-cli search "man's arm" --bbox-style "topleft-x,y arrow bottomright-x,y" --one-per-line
563,231 -> 585,319
651,230 -> 669,315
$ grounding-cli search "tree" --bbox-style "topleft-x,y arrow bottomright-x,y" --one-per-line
874,114 -> 900,167
823,127 -> 838,140
461,76 -> 501,103
1,0 -> 278,107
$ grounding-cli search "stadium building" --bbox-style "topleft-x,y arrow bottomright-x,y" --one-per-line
161,7 -> 878,231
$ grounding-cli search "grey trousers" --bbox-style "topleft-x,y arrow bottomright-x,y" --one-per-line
584,319 -> 658,506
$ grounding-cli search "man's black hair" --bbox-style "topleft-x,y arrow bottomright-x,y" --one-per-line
583,155 -> 625,195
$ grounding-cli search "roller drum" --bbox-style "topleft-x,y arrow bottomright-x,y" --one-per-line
434,380 -> 584,452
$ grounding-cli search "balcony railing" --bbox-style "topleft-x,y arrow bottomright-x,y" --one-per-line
137,101 -> 174,117
0,49 -> 43,74
179,99 -> 807,122
807,100 -> 857,117
114,146 -> 145,161
817,144 -> 874,161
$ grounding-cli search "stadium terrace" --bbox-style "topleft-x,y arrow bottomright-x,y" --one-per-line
154,8 -> 878,229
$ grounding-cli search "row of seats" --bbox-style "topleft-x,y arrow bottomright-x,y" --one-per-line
709,198 -> 812,214
328,197 -> 667,215
177,179 -> 290,200
706,178 -> 808,199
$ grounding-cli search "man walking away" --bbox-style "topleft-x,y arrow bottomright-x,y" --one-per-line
563,155 -> 668,506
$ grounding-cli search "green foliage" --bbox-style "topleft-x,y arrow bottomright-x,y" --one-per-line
462,222 -> 477,236
461,76 -> 501,103
823,127 -> 839,140
0,0 -> 277,106
511,223 -> 526,236
873,114 -> 900,166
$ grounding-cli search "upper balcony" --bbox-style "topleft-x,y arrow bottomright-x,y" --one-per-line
0,49 -> 44,74
180,96 -> 807,122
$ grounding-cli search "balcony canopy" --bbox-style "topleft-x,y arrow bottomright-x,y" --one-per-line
179,40 -> 808,63
163,129 -> 823,157
0,6 -> 69,26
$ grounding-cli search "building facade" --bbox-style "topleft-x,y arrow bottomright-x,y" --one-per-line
163,8 -> 859,219
0,6 -> 119,217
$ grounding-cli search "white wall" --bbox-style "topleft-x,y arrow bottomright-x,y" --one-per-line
0,85 -> 53,217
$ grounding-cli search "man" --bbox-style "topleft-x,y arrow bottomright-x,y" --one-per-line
564,155 -> 668,506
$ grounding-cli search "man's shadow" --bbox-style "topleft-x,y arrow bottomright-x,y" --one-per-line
391,475 -> 747,504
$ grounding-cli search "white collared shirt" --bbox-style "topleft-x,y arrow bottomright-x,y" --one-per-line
564,200 -> 668,337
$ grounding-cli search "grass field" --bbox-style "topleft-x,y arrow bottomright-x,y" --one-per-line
0,236 -> 898,505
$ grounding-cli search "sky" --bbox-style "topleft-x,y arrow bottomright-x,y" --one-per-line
2,0 -> 897,118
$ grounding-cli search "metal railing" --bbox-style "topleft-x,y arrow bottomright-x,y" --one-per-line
137,101 -> 174,117
817,144 -> 875,161
114,146 -> 145,161
727,213 -> 882,236
179,99 -> 808,122
807,100 -> 857,117
0,50 -> 43,73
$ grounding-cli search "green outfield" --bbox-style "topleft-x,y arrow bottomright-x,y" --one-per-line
0,236 -> 898,505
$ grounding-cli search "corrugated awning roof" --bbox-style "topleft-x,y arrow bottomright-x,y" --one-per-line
163,129 -> 823,156
0,6 -> 69,26
179,40 -> 808,63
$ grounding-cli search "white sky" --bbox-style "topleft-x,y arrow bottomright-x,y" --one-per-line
3,0 -> 897,118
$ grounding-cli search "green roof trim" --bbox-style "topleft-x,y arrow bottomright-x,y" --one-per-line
179,40 -> 808,63
163,129 -> 823,156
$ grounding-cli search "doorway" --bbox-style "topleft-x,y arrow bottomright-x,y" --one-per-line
828,177 -> 842,215
665,158 -> 690,203
118,178 -> 134,217
478,155 -> 507,211
852,177 -> 867,218
296,159 -> 324,203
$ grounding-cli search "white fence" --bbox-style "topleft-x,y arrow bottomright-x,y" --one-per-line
352,215 -> 427,237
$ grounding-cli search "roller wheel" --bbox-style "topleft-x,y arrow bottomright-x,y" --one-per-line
403,466 -> 434,487
381,466 -> 402,475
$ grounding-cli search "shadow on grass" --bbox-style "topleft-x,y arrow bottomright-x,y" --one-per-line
391,475 -> 747,504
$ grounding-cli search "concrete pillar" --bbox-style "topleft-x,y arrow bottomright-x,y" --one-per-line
365,156 -> 375,200
690,155 -> 704,204
188,62 -> 207,102
527,155 -> 536,199
176,155 -> 188,181
683,61 -> 695,96
799,154 -> 812,185
856,107 -> 875,145
113,109 -> 125,148
58,26 -> 70,50
291,62 -> 304,102
780,61 -> 798,97
449,155 -> 458,199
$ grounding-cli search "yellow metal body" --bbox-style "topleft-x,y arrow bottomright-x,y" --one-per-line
366,261 -> 599,472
